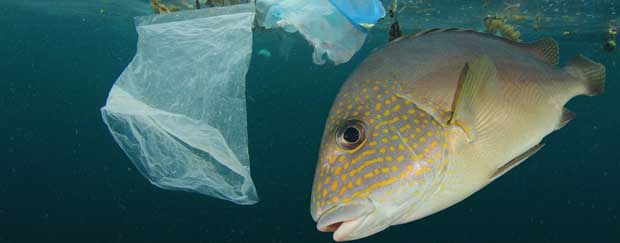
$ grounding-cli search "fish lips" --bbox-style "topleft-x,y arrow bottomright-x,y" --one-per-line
316,202 -> 375,241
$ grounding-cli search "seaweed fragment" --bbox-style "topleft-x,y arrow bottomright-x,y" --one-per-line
484,15 -> 521,42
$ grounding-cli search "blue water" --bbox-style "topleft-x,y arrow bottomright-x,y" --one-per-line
1,1 -> 619,242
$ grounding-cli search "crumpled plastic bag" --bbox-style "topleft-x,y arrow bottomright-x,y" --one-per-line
101,3 -> 258,205
328,0 -> 386,31
256,0 -> 370,65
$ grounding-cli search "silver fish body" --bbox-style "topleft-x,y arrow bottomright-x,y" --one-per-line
311,29 -> 605,241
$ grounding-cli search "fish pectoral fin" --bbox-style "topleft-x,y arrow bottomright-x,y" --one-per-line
521,38 -> 559,65
448,55 -> 500,142
490,144 -> 545,181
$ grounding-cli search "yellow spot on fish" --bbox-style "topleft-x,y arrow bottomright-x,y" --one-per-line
334,167 -> 342,176
347,181 -> 353,189
322,189 -> 328,197
397,155 -> 405,162
354,176 -> 399,198
381,137 -> 389,143
381,167 -> 390,173
332,197 -> 340,203
383,110 -> 390,116
375,103 -> 382,111
355,177 -> 363,186
338,156 -> 346,163
339,187 -> 347,195
392,104 -> 401,112
408,109 -> 416,114
369,141 -> 378,146
344,162 -> 350,169
324,176 -> 331,185
364,172 -> 374,179
331,180 -> 339,192
386,156 -> 393,162
379,147 -> 386,153
350,157 -> 385,177
414,119 -> 420,124
352,150 -> 377,165
341,173 -> 347,181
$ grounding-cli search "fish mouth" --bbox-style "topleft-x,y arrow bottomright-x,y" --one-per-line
316,203 -> 374,241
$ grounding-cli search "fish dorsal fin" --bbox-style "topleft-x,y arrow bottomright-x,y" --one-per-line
448,55 -> 500,142
490,144 -> 545,181
521,38 -> 559,65
405,29 -> 560,66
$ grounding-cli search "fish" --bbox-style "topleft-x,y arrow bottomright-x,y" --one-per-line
310,29 -> 606,241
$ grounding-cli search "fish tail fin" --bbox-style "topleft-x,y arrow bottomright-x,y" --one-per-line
564,55 -> 606,96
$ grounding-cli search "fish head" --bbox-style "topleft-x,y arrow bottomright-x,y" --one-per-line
311,79 -> 449,241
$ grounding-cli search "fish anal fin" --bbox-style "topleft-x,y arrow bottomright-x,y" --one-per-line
564,55 -> 606,96
557,108 -> 576,130
448,55 -> 499,142
490,144 -> 545,181
522,38 -> 559,65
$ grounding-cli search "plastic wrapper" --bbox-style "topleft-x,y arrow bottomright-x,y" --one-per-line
256,0 -> 369,65
328,0 -> 386,31
101,4 -> 258,205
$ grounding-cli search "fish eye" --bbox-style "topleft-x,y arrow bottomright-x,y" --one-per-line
336,120 -> 366,150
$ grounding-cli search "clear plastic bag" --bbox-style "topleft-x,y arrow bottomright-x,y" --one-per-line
101,4 -> 258,205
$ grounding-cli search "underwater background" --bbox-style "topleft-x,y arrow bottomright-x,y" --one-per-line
1,0 -> 619,242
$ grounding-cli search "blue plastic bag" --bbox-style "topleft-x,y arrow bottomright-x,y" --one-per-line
328,0 -> 386,32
